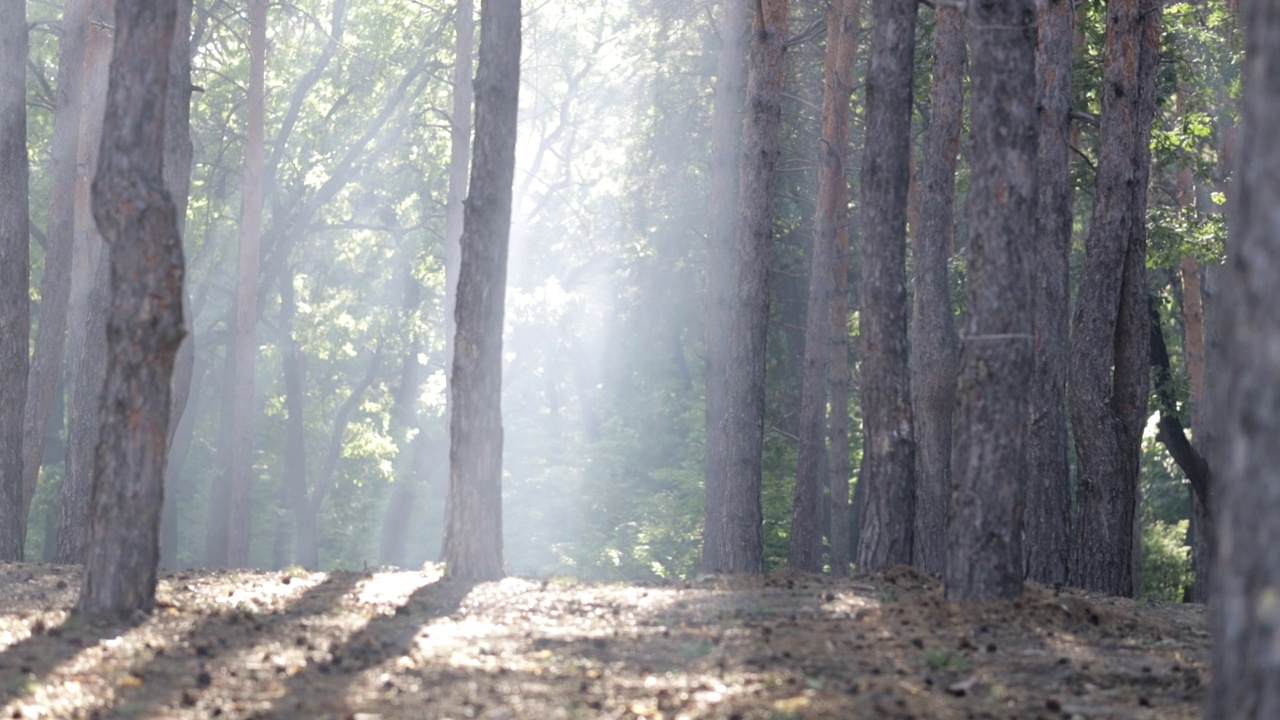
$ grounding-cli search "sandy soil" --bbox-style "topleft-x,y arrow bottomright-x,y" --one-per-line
0,562 -> 1209,719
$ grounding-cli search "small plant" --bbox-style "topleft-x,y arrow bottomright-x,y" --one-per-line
925,651 -> 969,672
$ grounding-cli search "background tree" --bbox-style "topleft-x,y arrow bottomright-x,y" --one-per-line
0,0 -> 31,560
1209,1 -> 1280,714
442,0 -> 521,581
909,0 -> 964,576
78,0 -> 184,615
856,0 -> 918,572
945,0 -> 1037,602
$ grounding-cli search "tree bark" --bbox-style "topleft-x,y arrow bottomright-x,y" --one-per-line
1024,0 -> 1075,586
945,0 -> 1037,603
78,0 -> 184,616
856,0 -> 918,573
909,0 -> 965,577
441,0 -> 521,582
1208,2 -> 1280,713
207,0 -> 266,567
701,0 -> 748,575
1068,0 -> 1160,597
0,0 -> 31,560
703,0 -> 787,575
445,0 -> 474,368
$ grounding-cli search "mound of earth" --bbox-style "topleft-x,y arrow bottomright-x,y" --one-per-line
0,562 -> 1208,719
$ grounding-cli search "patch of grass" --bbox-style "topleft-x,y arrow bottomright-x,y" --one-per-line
5,672 -> 38,697
925,651 -> 970,672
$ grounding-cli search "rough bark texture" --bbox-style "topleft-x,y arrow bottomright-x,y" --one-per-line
78,0 -> 184,616
700,0 -> 748,575
1209,2 -> 1280,713
445,0 -> 474,365
789,0 -> 853,573
856,0 -> 918,573
0,0 -> 31,560
1067,0 -> 1159,597
909,0 -> 964,577
1024,0 -> 1075,586
945,0 -> 1037,603
207,0 -> 266,567
703,0 -> 787,575
441,0 -> 521,582
22,0 -> 89,529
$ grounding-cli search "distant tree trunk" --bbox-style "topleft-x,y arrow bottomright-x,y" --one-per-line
207,0 -> 266,567
275,270 -> 306,569
160,0 -> 196,570
445,0 -> 474,361
78,0 -> 184,616
909,0 -> 964,577
1023,0 -> 1075,586
22,0 -> 90,530
441,0 -> 521,581
1208,2 -> 1280,713
856,0 -> 918,573
945,0 -> 1037,603
789,0 -> 853,573
703,0 -> 787,575
701,0 -> 748,575
380,258 -> 427,568
54,2 -> 114,563
1068,0 -> 1160,597
0,0 -> 31,561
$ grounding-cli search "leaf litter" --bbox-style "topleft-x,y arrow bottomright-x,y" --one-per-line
0,562 -> 1208,719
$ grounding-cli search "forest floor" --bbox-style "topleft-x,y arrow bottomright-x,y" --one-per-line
0,562 -> 1208,720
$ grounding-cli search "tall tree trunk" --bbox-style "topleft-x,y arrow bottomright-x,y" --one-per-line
78,0 -> 184,616
277,270 -> 306,569
379,257 -> 427,568
701,0 -> 748,575
441,0 -> 521,581
704,0 -> 787,575
54,2 -> 114,563
1208,2 -> 1280,713
160,0 -> 196,570
0,0 -> 31,560
1067,0 -> 1160,597
1024,0 -> 1075,586
445,0 -> 474,363
208,0 -> 266,567
22,0 -> 90,529
945,0 -> 1037,603
856,0 -> 918,573
789,0 -> 853,573
909,0 -> 965,576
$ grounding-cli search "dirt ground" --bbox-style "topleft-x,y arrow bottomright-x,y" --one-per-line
0,562 -> 1208,719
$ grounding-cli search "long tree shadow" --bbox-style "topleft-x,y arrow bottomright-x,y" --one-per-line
249,575 -> 475,719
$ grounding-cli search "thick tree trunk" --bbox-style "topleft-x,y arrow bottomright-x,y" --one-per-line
78,0 -> 184,616
856,0 -> 918,572
909,0 -> 964,576
1024,0 -> 1075,586
442,0 -> 521,582
945,0 -> 1037,603
790,0 -> 854,573
703,0 -> 787,575
1068,0 -> 1159,597
1208,3 -> 1280,713
701,0 -> 748,575
22,0 -> 90,529
0,0 -> 31,560
208,0 -> 266,567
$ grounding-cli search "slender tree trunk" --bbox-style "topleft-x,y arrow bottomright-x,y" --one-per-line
442,0 -> 521,581
78,0 -> 184,616
701,0 -> 749,575
1023,0 -> 1075,586
22,0 -> 90,529
789,0 -> 852,573
276,270 -> 306,569
1068,0 -> 1160,597
945,0 -> 1037,603
1209,2 -> 1280,713
445,0 -> 474,362
379,258 -> 426,568
208,0 -> 266,567
909,0 -> 965,576
856,0 -> 918,573
703,0 -> 787,575
0,0 -> 31,560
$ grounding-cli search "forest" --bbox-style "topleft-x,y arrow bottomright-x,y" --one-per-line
2,0 -> 1280,717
